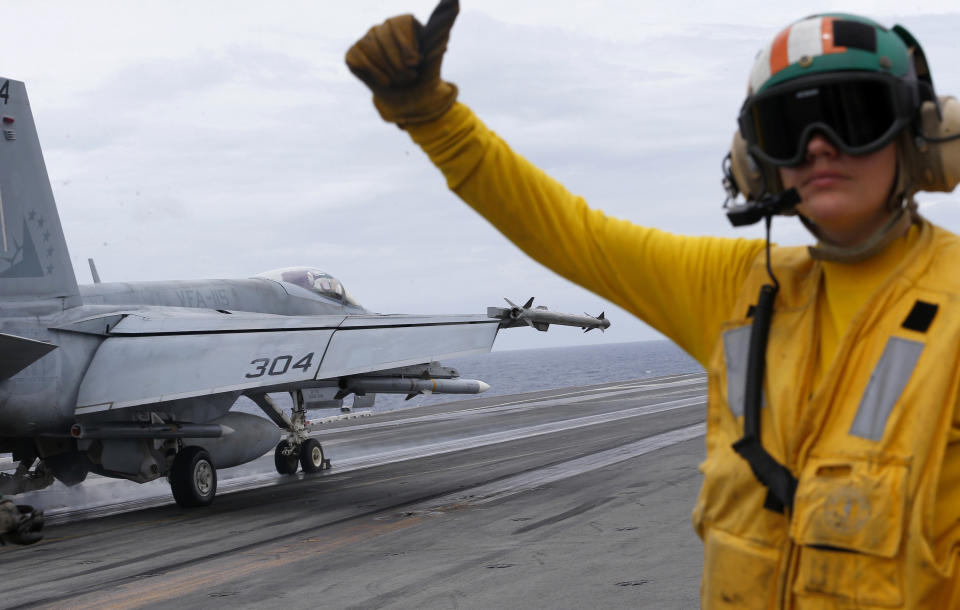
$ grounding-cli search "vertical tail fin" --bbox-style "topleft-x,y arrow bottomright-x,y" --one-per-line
0,78 -> 79,307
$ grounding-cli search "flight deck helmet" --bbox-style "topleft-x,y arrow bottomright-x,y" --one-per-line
726,14 -> 939,203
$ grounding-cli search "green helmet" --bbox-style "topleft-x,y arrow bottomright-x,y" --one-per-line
738,14 -> 934,168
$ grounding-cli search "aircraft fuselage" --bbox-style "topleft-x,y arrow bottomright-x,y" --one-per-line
0,276 -> 365,440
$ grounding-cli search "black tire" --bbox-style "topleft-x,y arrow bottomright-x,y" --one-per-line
274,440 -> 299,475
170,446 -> 217,508
299,438 -> 324,473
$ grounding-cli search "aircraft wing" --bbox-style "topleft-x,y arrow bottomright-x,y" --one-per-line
66,310 -> 500,414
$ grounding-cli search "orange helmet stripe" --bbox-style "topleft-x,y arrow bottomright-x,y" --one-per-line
821,16 -> 847,55
769,26 -> 791,75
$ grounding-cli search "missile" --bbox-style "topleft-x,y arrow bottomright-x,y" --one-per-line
71,422 -> 227,439
340,376 -> 490,397
488,297 -> 611,332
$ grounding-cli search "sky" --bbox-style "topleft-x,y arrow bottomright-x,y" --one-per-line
1,1 -> 959,350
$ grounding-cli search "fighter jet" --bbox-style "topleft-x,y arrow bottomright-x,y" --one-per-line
0,78 -> 610,508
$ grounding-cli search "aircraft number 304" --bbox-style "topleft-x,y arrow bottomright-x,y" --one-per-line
246,353 -> 314,378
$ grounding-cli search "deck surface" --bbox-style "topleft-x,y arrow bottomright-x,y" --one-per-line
1,373 -> 707,609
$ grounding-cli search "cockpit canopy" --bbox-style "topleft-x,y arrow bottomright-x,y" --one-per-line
257,267 -> 362,307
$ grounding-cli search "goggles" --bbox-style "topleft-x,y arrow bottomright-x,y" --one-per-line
738,72 -> 919,167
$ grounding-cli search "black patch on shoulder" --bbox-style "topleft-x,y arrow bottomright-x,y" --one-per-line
833,20 -> 877,53
746,304 -> 756,318
902,300 -> 938,333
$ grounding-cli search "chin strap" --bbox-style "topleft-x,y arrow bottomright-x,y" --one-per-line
803,204 -> 915,263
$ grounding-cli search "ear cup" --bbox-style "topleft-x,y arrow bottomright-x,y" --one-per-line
729,131 -> 768,201
907,96 -> 960,193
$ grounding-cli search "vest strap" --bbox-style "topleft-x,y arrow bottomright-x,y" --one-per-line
732,435 -> 798,513
731,283 -> 798,513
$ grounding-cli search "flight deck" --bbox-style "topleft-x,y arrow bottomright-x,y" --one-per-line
1,372 -> 707,609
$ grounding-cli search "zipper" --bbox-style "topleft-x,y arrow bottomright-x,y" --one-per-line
776,511 -> 797,610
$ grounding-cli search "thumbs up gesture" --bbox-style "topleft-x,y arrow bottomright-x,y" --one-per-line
346,0 -> 460,126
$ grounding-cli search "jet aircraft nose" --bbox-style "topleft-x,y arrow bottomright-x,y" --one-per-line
477,381 -> 491,393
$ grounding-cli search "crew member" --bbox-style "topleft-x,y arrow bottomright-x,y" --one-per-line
0,495 -> 43,545
346,3 -> 960,606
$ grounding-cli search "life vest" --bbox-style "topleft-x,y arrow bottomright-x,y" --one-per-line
693,220 -> 960,608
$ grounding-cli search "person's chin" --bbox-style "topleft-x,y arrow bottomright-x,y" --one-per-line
797,194 -> 855,222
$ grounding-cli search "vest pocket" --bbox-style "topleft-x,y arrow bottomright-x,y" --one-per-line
790,455 -> 909,606
795,546 -> 901,607
702,527 -> 780,609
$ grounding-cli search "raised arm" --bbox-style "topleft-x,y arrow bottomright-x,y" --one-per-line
346,1 -> 765,364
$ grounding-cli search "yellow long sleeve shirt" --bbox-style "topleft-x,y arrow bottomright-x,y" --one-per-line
405,102 -> 959,557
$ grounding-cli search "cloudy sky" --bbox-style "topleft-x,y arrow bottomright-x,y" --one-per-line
2,1 -> 959,350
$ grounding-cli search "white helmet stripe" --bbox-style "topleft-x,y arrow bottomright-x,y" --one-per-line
749,44 -> 772,94
787,17 -> 824,64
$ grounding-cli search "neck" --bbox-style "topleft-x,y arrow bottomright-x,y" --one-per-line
805,208 -> 914,263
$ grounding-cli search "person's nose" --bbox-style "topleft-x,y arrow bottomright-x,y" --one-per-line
805,132 -> 838,162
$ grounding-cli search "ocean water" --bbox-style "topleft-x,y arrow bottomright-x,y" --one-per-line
322,339 -> 703,414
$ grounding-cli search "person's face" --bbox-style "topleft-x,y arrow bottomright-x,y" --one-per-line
779,133 -> 898,246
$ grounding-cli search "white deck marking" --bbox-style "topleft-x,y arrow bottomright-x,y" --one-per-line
325,395 -> 704,468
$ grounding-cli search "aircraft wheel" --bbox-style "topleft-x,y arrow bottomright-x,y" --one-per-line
274,441 -> 299,475
299,438 -> 324,473
170,446 -> 217,508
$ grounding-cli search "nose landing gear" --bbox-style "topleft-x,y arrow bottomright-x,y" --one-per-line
251,390 -> 331,476
273,437 -> 325,475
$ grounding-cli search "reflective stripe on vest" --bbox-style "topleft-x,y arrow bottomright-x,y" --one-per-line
723,325 -> 765,417
849,337 -> 924,440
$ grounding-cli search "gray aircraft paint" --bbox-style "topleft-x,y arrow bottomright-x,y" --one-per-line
0,80 -> 78,305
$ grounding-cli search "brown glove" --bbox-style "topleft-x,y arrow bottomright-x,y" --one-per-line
345,0 -> 459,127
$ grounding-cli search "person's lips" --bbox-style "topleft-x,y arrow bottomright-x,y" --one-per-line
803,171 -> 848,188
